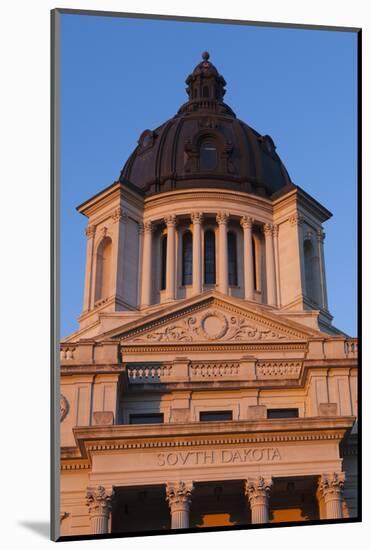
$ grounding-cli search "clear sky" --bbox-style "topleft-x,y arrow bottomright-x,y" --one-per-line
60,13 -> 357,338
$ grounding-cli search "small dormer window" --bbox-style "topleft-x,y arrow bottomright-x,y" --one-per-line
200,140 -> 217,171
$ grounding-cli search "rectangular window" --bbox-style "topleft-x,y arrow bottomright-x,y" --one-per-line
267,408 -> 299,419
129,413 -> 164,424
199,411 -> 233,422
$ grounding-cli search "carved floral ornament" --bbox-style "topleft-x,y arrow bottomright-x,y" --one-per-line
318,472 -> 345,498
60,394 -> 69,422
86,486 -> 114,516
166,481 -> 194,508
129,309 -> 290,343
244,477 -> 272,505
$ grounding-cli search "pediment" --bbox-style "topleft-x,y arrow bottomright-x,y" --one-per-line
107,293 -> 317,345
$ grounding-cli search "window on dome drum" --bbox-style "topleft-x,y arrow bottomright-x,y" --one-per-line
129,413 -> 164,425
200,411 -> 233,422
204,230 -> 216,284
202,85 -> 209,98
200,141 -> 218,171
160,235 -> 167,290
228,232 -> 238,286
182,231 -> 193,285
267,408 -> 299,419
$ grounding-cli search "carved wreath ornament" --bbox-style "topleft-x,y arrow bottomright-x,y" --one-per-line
60,394 -> 69,423
133,310 -> 286,343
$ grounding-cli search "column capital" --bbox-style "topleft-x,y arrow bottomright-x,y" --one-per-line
240,216 -> 254,230
216,211 -> 229,225
143,220 -> 154,234
164,214 -> 177,228
166,480 -> 194,510
318,472 -> 345,499
317,228 -> 326,242
138,222 -> 144,235
244,476 -> 272,506
86,486 -> 114,517
191,212 -> 203,224
112,207 -> 128,224
263,223 -> 274,236
289,214 -> 304,226
85,224 -> 96,239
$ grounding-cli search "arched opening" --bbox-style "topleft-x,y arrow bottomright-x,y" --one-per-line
94,236 -> 112,302
202,85 -> 209,98
160,235 -> 167,290
204,230 -> 216,285
228,232 -> 237,286
182,231 -> 193,285
200,140 -> 218,171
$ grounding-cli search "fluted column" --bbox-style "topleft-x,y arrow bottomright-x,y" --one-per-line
191,212 -> 203,296
83,224 -> 96,311
110,207 -> 128,300
165,215 -> 177,300
216,211 -> 229,295
244,476 -> 272,524
318,473 -> 345,519
240,216 -> 254,300
140,221 -> 153,306
317,229 -> 329,310
273,224 -> 281,307
86,486 -> 114,534
263,224 -> 277,306
166,481 -> 194,529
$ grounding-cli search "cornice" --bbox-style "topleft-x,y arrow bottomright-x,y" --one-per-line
121,342 -> 308,354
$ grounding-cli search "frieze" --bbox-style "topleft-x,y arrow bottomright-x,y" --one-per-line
157,447 -> 281,467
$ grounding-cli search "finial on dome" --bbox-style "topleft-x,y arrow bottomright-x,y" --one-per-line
202,51 -> 210,61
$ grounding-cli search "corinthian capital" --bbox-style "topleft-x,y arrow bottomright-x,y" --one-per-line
166,481 -> 194,510
86,486 -> 114,517
164,214 -> 177,228
112,206 -> 128,223
143,220 -> 153,234
263,223 -> 274,236
317,228 -> 326,242
289,214 -> 304,226
318,472 -> 345,499
240,216 -> 254,230
191,212 -> 203,224
85,224 -> 96,239
244,476 -> 272,506
216,211 -> 229,225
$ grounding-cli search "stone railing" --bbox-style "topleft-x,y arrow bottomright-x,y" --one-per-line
344,339 -> 358,357
190,362 -> 240,379
60,346 -> 76,361
256,361 -> 302,379
127,364 -> 172,383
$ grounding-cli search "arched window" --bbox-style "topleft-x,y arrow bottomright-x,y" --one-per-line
204,230 -> 216,284
95,236 -> 112,302
252,236 -> 257,290
252,235 -> 261,292
228,232 -> 237,286
182,231 -> 193,285
200,140 -> 217,171
194,88 -> 198,99
160,235 -> 167,290
202,86 -> 209,98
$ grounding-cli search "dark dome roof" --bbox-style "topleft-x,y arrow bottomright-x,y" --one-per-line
119,52 -> 293,198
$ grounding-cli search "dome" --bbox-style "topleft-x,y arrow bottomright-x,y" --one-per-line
119,52 -> 293,198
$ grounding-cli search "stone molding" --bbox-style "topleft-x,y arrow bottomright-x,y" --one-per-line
121,342 -> 308,354
85,224 -> 96,239
60,394 -> 69,422
256,361 -> 302,379
288,214 -> 304,226
111,207 -> 128,223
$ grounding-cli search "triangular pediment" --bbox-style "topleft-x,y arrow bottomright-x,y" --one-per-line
101,292 -> 319,345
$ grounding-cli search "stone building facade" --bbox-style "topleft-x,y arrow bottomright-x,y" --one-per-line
59,53 -> 358,537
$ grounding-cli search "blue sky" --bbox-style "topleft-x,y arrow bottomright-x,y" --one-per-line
60,13 -> 357,338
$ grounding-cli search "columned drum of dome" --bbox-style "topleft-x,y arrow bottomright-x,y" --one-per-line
60,52 -> 358,539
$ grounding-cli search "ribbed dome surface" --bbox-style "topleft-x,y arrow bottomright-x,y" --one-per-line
119,53 -> 293,198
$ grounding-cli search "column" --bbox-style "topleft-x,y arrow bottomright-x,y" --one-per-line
240,216 -> 254,300
166,481 -> 194,529
86,486 -> 114,534
136,223 -> 144,307
289,214 -> 306,298
317,473 -> 345,519
191,212 -> 203,296
216,211 -> 229,295
140,221 -> 153,306
110,207 -> 128,300
273,224 -> 281,307
244,476 -> 272,524
263,224 -> 277,306
165,215 -> 177,300
83,224 -> 96,311
317,228 -> 329,310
